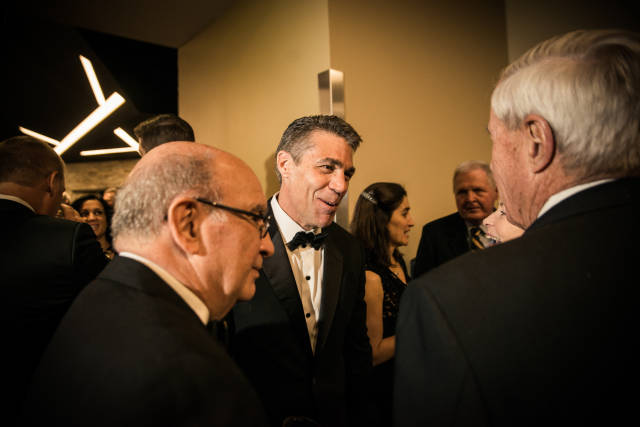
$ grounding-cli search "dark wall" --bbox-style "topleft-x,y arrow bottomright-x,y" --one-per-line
2,12 -> 177,163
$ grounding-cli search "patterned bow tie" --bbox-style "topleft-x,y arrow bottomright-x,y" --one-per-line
287,231 -> 328,251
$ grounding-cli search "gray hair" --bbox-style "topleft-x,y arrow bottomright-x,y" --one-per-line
275,115 -> 362,182
491,29 -> 640,178
453,160 -> 496,191
112,153 -> 219,241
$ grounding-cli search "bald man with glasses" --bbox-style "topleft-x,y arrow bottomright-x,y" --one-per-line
23,142 -> 273,426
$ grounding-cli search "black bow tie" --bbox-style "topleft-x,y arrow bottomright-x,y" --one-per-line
287,231 -> 328,251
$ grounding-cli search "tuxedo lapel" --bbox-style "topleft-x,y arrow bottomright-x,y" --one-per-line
316,224 -> 342,355
262,209 -> 313,353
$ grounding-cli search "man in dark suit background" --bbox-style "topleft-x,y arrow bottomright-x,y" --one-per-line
413,160 -> 498,277
0,136 -> 108,421
231,115 -> 373,426
23,142 -> 274,426
395,29 -> 640,426
133,113 -> 195,156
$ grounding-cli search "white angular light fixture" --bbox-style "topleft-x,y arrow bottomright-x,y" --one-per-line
18,126 -> 60,146
54,92 -> 125,155
19,55 -> 136,157
80,127 -> 139,156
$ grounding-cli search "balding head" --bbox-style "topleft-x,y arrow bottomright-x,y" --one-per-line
112,142 -> 220,242
112,142 -> 274,319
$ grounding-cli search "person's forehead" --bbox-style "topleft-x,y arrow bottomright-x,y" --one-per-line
488,109 -> 499,126
455,169 -> 489,188
301,131 -> 352,161
219,164 -> 266,209
82,199 -> 103,208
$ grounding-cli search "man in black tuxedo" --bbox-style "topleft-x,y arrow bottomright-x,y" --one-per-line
23,142 -> 274,426
0,136 -> 108,421
413,161 -> 498,277
394,29 -> 640,426
231,115 -> 373,426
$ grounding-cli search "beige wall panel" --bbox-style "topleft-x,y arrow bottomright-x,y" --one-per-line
328,0 -> 507,262
179,0 -> 330,196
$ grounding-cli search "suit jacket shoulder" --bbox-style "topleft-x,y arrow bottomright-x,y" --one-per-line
413,212 -> 468,277
23,256 -> 267,427
1,199 -> 107,421
395,178 -> 640,425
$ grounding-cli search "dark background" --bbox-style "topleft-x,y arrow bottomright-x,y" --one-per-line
1,12 -> 177,163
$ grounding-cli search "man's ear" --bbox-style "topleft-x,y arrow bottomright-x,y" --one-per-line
276,150 -> 293,180
166,197 -> 206,255
45,171 -> 60,195
523,114 -> 555,173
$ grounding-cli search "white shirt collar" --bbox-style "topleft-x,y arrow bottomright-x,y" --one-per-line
537,178 -> 614,218
0,194 -> 35,212
270,194 -> 321,243
119,252 -> 210,325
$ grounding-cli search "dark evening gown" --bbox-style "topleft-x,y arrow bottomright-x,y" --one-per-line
366,254 -> 408,426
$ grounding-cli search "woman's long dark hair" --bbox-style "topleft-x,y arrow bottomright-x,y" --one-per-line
350,182 -> 407,267
71,194 -> 113,246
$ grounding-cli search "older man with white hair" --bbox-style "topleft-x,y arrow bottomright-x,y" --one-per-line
413,160 -> 499,277
23,142 -> 274,426
395,29 -> 640,426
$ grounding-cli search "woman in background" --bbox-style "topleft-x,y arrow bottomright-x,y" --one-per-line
72,195 -> 114,259
351,182 -> 414,425
483,201 -> 524,244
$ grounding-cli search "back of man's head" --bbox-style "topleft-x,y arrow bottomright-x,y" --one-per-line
0,136 -> 64,186
112,143 -> 217,244
274,115 -> 362,182
491,29 -> 640,179
133,114 -> 195,156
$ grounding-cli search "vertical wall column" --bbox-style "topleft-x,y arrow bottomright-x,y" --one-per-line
318,69 -> 350,228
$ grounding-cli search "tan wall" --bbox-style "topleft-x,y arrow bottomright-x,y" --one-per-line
179,0 -> 331,197
180,0 -> 508,262
66,1 -> 637,263
328,0 -> 508,262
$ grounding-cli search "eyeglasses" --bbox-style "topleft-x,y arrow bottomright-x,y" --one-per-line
195,198 -> 270,239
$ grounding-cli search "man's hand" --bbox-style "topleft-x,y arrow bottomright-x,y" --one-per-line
56,203 -> 83,222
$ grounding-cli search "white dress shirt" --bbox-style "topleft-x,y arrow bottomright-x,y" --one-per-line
0,194 -> 35,212
119,252 -> 210,325
271,195 -> 324,353
537,179 -> 614,218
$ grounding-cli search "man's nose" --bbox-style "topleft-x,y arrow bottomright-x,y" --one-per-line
260,232 -> 275,257
329,172 -> 348,195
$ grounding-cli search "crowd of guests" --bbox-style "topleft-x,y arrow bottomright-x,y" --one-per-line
2,28 -> 639,426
